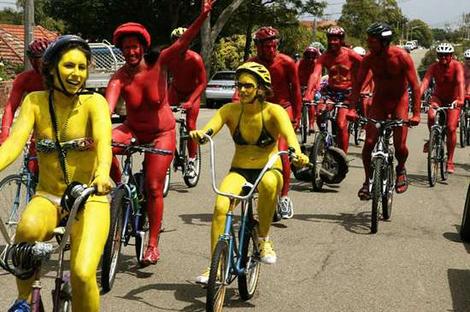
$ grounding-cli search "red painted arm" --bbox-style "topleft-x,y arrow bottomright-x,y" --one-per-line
304,59 -> 323,101
1,76 -> 26,143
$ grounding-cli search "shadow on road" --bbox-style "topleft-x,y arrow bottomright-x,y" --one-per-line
293,212 -> 371,235
455,162 -> 470,172
119,282 -> 255,311
448,269 -> 470,312
179,213 -> 212,226
408,173 -> 429,188
168,182 -> 190,194
443,225 -> 470,254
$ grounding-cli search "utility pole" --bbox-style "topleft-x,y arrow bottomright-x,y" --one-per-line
313,17 -> 317,41
24,0 -> 34,70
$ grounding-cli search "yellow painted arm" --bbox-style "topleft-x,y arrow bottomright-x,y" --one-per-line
89,93 -> 112,178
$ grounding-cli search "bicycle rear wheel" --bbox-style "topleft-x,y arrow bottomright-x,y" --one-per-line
310,133 -> 326,191
460,112 -> 467,148
183,144 -> 202,187
57,280 -> 72,312
440,133 -> 448,181
382,161 -> 394,221
206,240 -> 229,312
427,130 -> 438,187
238,218 -> 261,300
371,158 -> 384,234
0,174 -> 33,244
101,188 -> 126,293
460,184 -> 470,242
299,106 -> 309,145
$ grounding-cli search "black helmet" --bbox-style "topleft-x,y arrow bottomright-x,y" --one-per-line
367,22 -> 393,43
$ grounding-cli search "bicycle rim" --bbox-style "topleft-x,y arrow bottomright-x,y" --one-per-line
460,114 -> 466,148
371,158 -> 383,234
427,131 -> 438,187
311,134 -> 325,191
0,174 -> 32,244
238,220 -> 261,300
440,134 -> 448,181
183,144 -> 202,187
206,241 -> 228,312
382,162 -> 394,220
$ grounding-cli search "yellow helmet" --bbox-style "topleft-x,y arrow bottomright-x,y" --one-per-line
171,27 -> 187,40
235,62 -> 271,87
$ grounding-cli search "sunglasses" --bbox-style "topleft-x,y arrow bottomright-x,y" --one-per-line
235,82 -> 256,90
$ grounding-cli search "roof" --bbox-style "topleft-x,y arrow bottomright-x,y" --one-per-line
0,24 -> 59,65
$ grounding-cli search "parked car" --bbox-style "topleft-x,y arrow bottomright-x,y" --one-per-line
205,70 -> 236,108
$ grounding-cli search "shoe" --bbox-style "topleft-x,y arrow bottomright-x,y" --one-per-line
8,300 -> 30,312
357,182 -> 371,201
142,245 -> 160,266
258,238 -> 277,264
423,141 -> 429,153
195,267 -> 210,285
185,159 -> 197,178
395,168 -> 408,194
277,196 -> 294,219
447,161 -> 455,174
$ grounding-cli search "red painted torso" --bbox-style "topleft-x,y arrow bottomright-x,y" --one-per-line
167,50 -> 204,95
429,60 -> 464,103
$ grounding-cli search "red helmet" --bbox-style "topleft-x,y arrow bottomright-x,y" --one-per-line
303,46 -> 320,59
113,22 -> 151,49
253,26 -> 279,44
326,26 -> 345,38
27,38 -> 50,58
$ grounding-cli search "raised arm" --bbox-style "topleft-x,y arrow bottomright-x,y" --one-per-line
0,75 -> 27,143
159,0 -> 215,65
304,59 -> 324,101
0,93 -> 35,171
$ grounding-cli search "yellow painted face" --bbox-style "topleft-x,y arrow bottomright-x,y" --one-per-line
236,72 -> 259,104
53,48 -> 88,94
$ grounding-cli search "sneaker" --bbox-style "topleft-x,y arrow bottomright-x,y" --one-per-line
195,267 -> 210,285
258,238 -> 277,264
142,245 -> 160,266
185,159 -> 197,178
447,161 -> 455,174
8,300 -> 30,312
277,196 -> 294,219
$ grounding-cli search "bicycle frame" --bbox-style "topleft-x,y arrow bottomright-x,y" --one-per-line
173,107 -> 189,171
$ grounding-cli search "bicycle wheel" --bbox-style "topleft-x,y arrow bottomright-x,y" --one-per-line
238,219 -> 261,300
460,184 -> 470,242
427,130 -> 439,187
353,122 -> 361,146
135,208 -> 150,265
370,158 -> 384,234
0,174 -> 33,244
460,112 -> 467,148
310,133 -> 326,191
300,106 -> 309,145
183,144 -> 202,187
382,161 -> 394,221
163,167 -> 171,197
206,240 -> 229,312
57,280 -> 72,312
440,133 -> 448,181
101,188 -> 126,293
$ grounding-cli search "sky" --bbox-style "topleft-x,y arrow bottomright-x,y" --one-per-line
0,0 -> 468,29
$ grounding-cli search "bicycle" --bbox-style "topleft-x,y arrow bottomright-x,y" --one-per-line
201,133 -> 300,312
0,184 -> 95,312
166,106 -> 202,190
348,93 -> 370,146
100,139 -> 172,293
0,142 -> 37,245
427,102 -> 456,187
309,98 -> 349,191
360,117 -> 407,234
459,99 -> 470,148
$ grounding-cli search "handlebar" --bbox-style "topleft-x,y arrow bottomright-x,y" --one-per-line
359,117 -> 408,129
432,101 -> 458,112
112,140 -> 172,155
172,106 -> 187,113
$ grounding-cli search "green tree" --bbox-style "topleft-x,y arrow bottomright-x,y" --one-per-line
338,0 -> 379,42
407,19 -> 433,48
0,8 -> 22,24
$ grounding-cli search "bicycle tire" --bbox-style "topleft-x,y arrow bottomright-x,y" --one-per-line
0,174 -> 33,244
238,219 -> 261,300
382,161 -> 394,221
101,188 -> 126,293
466,116 -> 470,146
310,133 -> 325,191
163,167 -> 171,197
272,196 -> 282,222
371,158 -> 383,234
206,240 -> 229,312
440,133 -> 448,181
460,112 -> 467,148
135,209 -> 150,265
460,184 -> 470,242
300,105 -> 309,145
353,122 -> 361,146
57,281 -> 72,312
427,130 -> 438,187
183,144 -> 202,187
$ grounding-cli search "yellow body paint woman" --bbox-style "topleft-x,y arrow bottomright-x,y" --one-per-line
2,35 -> 112,312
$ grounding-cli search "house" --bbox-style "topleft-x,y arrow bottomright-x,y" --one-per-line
0,24 -> 58,65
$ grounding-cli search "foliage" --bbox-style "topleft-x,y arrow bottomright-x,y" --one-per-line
212,35 -> 252,72
0,8 -> 22,24
418,49 -> 436,78
407,19 -> 433,48
279,24 -> 313,57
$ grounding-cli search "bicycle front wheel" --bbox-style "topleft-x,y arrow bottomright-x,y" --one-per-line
206,240 -> 229,312
238,219 -> 261,300
440,133 -> 448,181
310,133 -> 326,191
101,188 -> 126,293
299,106 -> 309,145
57,280 -> 72,312
460,112 -> 467,148
371,158 -> 384,234
183,144 -> 202,187
0,174 -> 33,244
382,160 -> 394,221
427,130 -> 438,187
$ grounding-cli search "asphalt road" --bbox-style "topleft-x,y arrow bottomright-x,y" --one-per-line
0,107 -> 468,312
